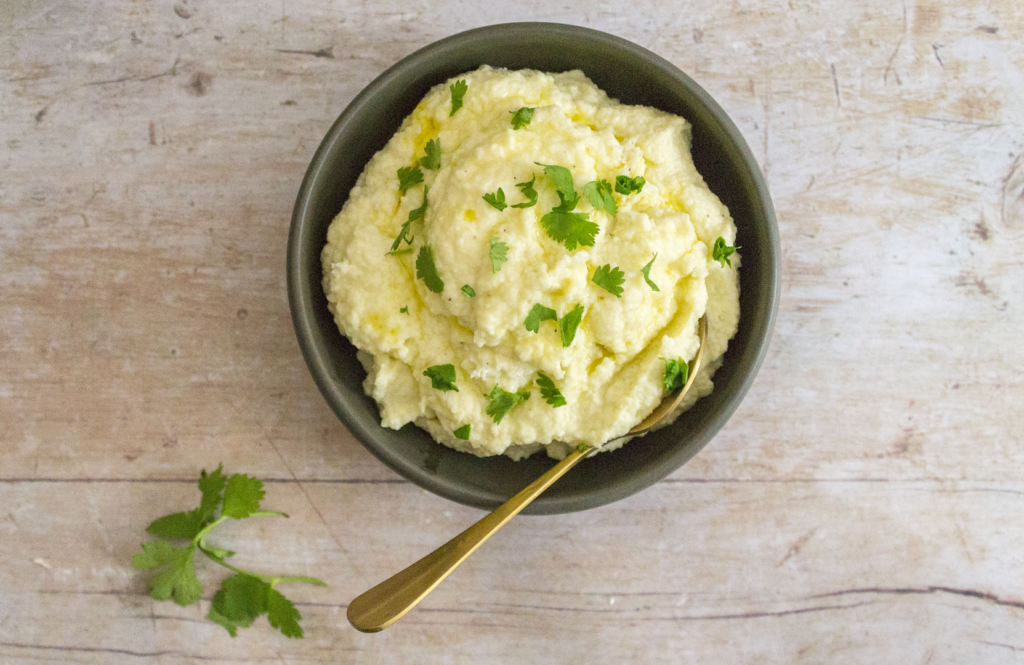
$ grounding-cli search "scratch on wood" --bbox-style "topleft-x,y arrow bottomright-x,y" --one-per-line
275,46 -> 334,59
148,121 -> 156,146
808,586 -> 1024,611
931,44 -> 945,69
830,64 -> 840,107
778,528 -> 817,567
883,0 -> 908,85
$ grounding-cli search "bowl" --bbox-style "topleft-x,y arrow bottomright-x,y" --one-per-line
288,23 -> 780,514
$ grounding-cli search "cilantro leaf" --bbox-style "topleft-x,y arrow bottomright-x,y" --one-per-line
453,424 -> 471,440
535,162 -> 581,212
400,306 -> 408,313
582,180 -> 617,215
391,186 -> 428,252
221,474 -> 265,519
524,303 -> 558,333
397,166 -> 423,191
461,284 -> 475,298
510,107 -> 534,129
197,464 -> 227,522
416,245 -> 445,293
592,264 -> 625,297
449,79 -> 467,116
662,357 -> 690,393
486,385 -> 531,424
209,573 -> 265,636
420,138 -> 441,170
512,176 -> 538,208
134,541 -> 203,607
540,210 -> 598,250
559,304 -> 585,347
423,364 -> 458,392
641,254 -> 660,292
536,372 -> 567,407
614,175 -> 645,195
712,237 -> 739,267
147,511 -> 203,540
267,587 -> 304,639
489,237 -> 509,273
483,188 -> 507,211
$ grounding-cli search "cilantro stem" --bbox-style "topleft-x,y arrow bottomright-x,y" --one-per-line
197,542 -> 327,587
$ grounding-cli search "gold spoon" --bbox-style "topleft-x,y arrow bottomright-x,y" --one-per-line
347,314 -> 708,632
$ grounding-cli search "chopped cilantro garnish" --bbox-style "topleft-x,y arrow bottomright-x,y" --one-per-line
592,264 -> 625,297
423,364 -> 458,392
420,138 -> 441,170
398,166 -> 423,191
483,188 -> 507,211
662,358 -> 689,393
486,385 -> 530,424
524,303 -> 558,333
559,304 -> 584,347
614,175 -> 645,195
510,107 -> 534,129
461,284 -> 475,298
453,424 -> 471,440
512,176 -> 539,208
133,465 -> 326,639
400,306 -> 408,313
582,179 -> 617,215
387,248 -> 413,256
540,209 -> 598,250
536,162 -> 579,210
641,254 -> 660,292
712,237 -> 739,267
415,245 -> 444,293
391,186 -> 428,251
489,237 -> 509,273
449,79 -> 467,116
536,372 -> 567,407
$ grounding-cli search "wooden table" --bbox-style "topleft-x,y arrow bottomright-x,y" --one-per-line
2,1 -> 1022,662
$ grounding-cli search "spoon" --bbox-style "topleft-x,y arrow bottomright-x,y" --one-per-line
347,314 -> 708,632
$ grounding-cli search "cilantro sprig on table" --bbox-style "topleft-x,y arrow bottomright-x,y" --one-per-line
132,465 -> 326,639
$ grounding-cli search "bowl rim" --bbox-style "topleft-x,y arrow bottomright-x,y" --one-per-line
288,22 -> 781,512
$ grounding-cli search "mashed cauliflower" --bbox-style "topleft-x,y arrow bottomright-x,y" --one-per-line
322,66 -> 740,459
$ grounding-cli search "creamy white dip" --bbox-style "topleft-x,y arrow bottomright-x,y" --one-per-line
322,66 -> 740,459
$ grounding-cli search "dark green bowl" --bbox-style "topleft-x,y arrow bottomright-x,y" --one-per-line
288,23 -> 780,514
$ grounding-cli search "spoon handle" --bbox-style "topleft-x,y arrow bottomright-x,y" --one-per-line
347,445 -> 595,632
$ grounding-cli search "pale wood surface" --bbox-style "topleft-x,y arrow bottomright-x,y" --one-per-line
2,0 -> 1023,662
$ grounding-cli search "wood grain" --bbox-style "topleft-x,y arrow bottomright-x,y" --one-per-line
1,0 -> 1022,662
